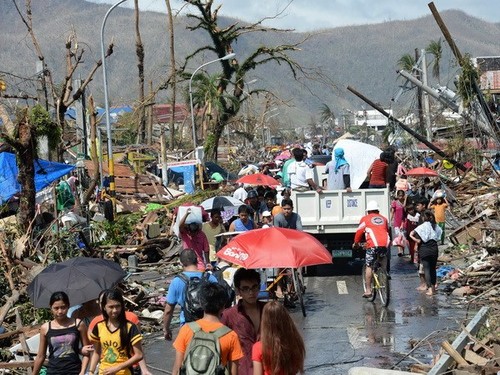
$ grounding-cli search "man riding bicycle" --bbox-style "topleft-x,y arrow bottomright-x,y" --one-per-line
353,200 -> 391,298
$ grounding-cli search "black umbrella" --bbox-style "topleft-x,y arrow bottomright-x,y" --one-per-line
28,257 -> 127,308
201,196 -> 244,211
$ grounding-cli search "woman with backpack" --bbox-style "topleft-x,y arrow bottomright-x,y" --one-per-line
409,210 -> 443,296
32,291 -> 93,375
252,301 -> 305,375
88,289 -> 143,375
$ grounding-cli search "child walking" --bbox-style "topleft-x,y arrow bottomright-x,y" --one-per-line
32,292 -> 93,375
429,195 -> 448,245
252,301 -> 305,375
89,289 -> 143,375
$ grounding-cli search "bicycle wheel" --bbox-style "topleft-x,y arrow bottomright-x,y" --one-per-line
376,268 -> 390,307
362,264 -> 376,302
292,269 -> 306,317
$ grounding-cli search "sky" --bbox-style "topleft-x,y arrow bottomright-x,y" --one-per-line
88,0 -> 499,32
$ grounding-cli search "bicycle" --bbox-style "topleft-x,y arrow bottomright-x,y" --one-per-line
265,268 -> 306,317
358,245 -> 390,307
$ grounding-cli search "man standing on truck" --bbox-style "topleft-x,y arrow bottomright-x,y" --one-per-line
324,147 -> 352,191
288,148 -> 323,192
353,200 -> 391,298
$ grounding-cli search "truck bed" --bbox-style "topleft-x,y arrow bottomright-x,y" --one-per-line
291,188 -> 391,234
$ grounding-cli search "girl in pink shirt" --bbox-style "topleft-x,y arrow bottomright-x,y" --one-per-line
252,301 -> 305,375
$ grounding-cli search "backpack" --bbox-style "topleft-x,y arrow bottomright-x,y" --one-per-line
211,266 -> 236,308
180,322 -> 232,375
178,272 -> 211,323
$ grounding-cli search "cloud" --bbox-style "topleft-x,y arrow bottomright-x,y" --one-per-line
88,0 -> 499,32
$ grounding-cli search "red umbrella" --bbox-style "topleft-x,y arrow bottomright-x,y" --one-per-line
405,167 -> 439,177
236,173 -> 280,186
216,227 -> 332,268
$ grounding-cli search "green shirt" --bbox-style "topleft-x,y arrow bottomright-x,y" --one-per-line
211,172 -> 224,182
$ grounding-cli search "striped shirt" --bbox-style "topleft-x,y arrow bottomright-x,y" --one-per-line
369,159 -> 388,186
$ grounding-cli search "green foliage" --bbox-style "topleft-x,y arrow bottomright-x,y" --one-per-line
20,302 -> 52,326
96,213 -> 142,246
397,54 -> 416,72
456,54 -> 480,108
37,228 -> 85,263
29,104 -> 61,150
204,133 -> 217,156
426,38 -> 442,81
318,103 -> 335,123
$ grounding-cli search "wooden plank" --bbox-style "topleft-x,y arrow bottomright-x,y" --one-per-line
441,340 -> 468,366
429,307 -> 490,375
15,309 -> 33,375
463,349 -> 488,366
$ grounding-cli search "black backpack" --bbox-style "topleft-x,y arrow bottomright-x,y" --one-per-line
178,272 -> 211,323
211,266 -> 236,308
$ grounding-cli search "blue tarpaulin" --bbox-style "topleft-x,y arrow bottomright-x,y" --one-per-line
0,152 -> 75,204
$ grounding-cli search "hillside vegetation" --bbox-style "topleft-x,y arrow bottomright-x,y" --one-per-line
1,0 -> 499,125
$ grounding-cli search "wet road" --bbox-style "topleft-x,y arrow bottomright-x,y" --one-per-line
142,253 -> 471,374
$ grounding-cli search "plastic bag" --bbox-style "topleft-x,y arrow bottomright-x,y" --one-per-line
392,232 -> 408,247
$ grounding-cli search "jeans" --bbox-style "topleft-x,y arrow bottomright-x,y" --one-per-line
421,255 -> 438,288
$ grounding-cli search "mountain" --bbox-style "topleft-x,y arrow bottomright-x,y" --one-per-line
1,0 -> 500,126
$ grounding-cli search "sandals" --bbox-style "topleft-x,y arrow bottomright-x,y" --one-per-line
362,293 -> 372,298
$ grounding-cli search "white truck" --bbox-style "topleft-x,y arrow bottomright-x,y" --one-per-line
291,187 -> 391,260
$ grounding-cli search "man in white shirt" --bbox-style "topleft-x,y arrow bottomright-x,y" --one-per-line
232,184 -> 248,201
288,148 -> 322,193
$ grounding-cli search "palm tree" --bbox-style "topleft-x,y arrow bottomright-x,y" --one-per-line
318,103 -> 335,142
319,103 -> 335,123
426,38 -> 442,83
397,54 -> 416,71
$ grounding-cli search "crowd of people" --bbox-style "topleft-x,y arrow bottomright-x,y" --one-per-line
32,141 -> 500,375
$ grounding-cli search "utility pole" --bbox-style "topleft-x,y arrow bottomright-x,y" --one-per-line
428,1 -> 500,143
415,49 -> 425,137
36,60 -> 49,160
347,85 -> 467,172
421,50 -> 433,141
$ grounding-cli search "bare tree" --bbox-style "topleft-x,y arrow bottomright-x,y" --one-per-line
182,0 -> 310,161
13,0 -> 116,160
134,0 -> 147,144
82,96 -> 100,205
3,0 -> 115,239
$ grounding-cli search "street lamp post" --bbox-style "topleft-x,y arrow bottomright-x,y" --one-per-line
189,53 -> 236,149
100,0 -> 126,202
